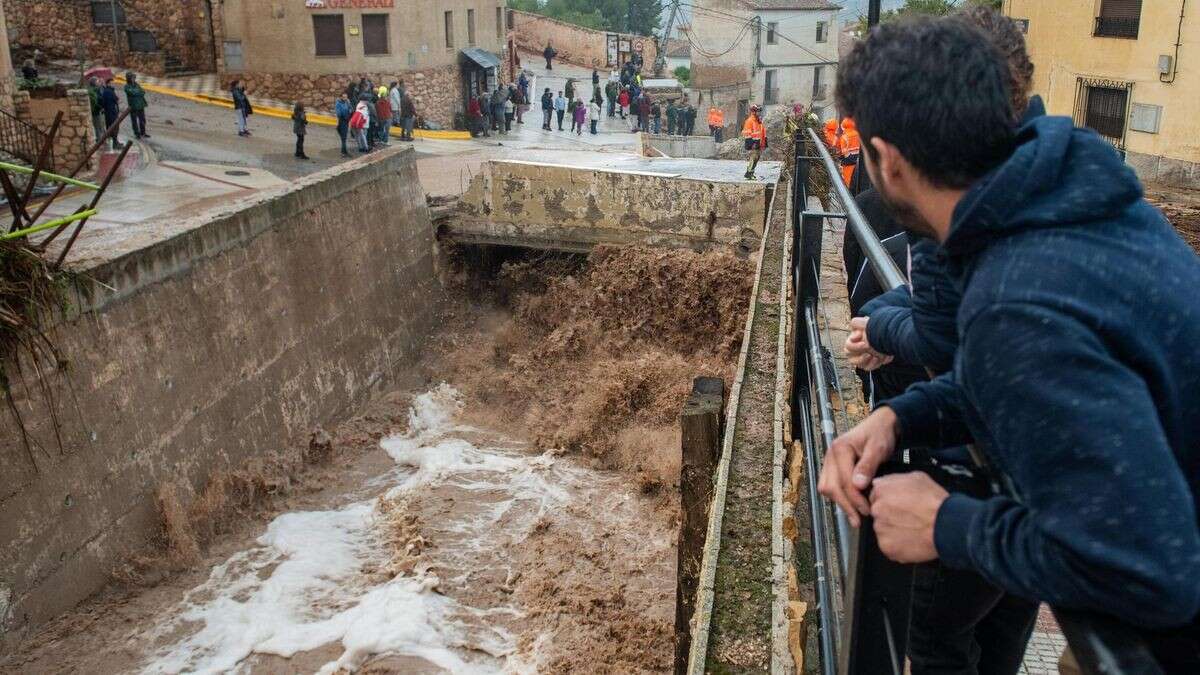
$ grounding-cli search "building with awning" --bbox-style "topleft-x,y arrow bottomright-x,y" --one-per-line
212,0 -> 509,128
460,46 -> 502,104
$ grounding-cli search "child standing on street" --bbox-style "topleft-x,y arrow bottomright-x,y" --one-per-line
589,99 -> 601,135
292,103 -> 309,160
573,97 -> 587,136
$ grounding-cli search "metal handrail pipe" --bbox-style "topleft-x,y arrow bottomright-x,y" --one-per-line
805,301 -> 852,578
803,210 -> 849,219
798,383 -> 840,675
805,127 -> 906,291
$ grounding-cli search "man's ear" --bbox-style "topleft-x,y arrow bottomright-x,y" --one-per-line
869,137 -> 901,183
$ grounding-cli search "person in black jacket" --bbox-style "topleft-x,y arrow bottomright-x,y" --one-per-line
540,88 -> 553,130
291,103 -> 308,160
99,79 -> 120,149
543,44 -> 556,70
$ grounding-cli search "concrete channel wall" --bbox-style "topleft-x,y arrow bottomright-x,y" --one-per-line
450,158 -> 771,255
0,149 -> 438,645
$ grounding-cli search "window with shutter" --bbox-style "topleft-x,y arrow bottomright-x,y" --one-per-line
313,15 -> 346,57
1095,0 -> 1141,39
767,22 -> 777,45
91,1 -> 125,25
126,30 -> 157,53
363,14 -> 389,56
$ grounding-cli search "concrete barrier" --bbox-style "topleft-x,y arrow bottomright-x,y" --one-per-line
0,148 -> 439,645
641,133 -> 720,160
448,155 -> 778,255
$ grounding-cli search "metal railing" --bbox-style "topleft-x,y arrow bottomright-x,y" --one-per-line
0,108 -> 53,168
790,127 -> 1187,674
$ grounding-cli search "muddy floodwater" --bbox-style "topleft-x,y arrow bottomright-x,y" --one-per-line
161,386 -> 676,673
3,247 -> 752,674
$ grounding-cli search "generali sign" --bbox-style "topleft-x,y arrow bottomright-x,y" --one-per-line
306,0 -> 396,8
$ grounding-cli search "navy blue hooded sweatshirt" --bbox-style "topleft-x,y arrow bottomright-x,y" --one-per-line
886,114 -> 1200,628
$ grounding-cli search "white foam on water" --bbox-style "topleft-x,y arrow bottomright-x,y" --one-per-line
140,385 -> 573,674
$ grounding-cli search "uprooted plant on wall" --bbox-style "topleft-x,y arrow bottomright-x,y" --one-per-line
0,113 -> 129,471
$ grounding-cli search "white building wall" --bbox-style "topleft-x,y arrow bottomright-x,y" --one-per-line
754,8 -> 839,117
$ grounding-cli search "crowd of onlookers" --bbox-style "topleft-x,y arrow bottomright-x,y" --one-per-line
58,52 -> 738,160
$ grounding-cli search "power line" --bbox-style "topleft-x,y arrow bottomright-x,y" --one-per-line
680,3 -> 837,65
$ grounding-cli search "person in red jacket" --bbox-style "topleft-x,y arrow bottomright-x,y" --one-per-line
617,88 -> 630,120
375,87 -> 393,146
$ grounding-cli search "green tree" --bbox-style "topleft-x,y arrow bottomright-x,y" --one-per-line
625,0 -> 662,36
673,65 -> 691,86
507,0 -> 663,35
856,0 -> 1002,33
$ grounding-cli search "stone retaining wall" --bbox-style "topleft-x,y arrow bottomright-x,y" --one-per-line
12,89 -> 95,172
0,148 -> 439,647
231,64 -> 462,129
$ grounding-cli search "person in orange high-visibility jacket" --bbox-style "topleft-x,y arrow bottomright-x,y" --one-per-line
742,105 -> 767,179
708,106 -> 726,143
824,118 -> 839,148
838,117 -> 861,186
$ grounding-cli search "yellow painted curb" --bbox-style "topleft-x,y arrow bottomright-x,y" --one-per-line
118,77 -> 472,141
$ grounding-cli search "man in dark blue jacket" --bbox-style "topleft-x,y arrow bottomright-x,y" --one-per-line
820,15 -> 1200,650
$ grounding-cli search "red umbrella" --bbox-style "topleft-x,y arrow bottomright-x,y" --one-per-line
84,66 -> 114,82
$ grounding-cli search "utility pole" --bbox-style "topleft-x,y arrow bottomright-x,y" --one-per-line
868,0 -> 882,27
110,0 -> 124,67
655,0 -> 681,77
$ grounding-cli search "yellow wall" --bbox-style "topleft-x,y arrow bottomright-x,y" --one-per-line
1005,0 -> 1199,165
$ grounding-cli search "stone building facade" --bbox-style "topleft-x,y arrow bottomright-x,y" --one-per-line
3,0 -> 218,77
216,0 -> 507,128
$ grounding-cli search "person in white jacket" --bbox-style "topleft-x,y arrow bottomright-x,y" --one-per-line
589,99 -> 602,135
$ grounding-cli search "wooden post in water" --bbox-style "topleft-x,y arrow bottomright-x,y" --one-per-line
674,376 -> 724,674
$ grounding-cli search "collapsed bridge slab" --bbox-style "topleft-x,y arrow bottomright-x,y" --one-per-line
444,152 -> 782,255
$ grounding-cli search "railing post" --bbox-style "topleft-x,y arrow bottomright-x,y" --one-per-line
674,377 -> 724,674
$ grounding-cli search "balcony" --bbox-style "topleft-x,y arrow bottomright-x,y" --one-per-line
1094,16 -> 1139,39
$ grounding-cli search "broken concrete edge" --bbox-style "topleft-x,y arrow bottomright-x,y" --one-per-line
113,74 -> 472,141
64,147 -> 423,316
686,169 -> 784,675
771,178 -> 798,673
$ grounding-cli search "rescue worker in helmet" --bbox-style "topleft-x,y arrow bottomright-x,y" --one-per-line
742,104 -> 768,180
838,117 -> 862,186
